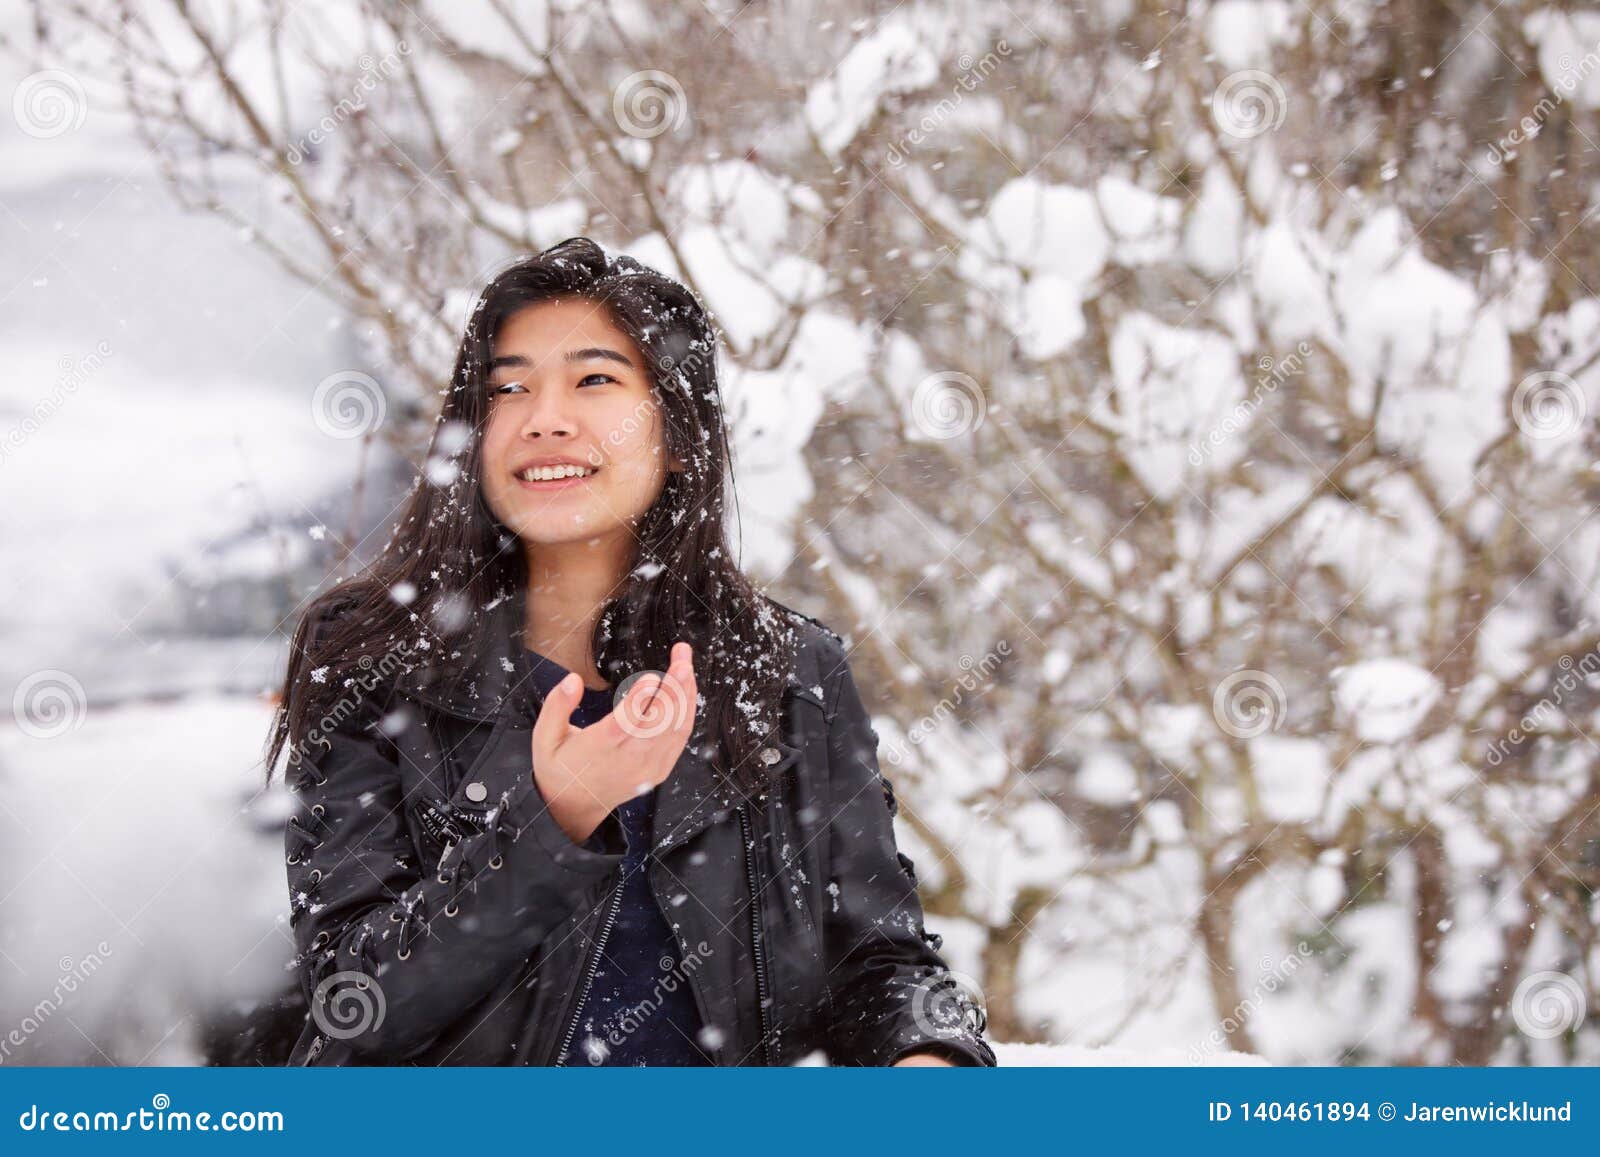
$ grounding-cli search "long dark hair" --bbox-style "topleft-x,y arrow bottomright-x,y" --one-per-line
267,236 -> 798,794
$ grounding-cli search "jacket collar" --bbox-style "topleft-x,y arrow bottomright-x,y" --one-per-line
393,586 -> 806,853
392,588 -> 538,724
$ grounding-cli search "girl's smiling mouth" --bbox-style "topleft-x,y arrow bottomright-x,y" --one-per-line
514,460 -> 601,491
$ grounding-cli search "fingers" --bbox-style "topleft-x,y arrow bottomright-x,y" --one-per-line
667,641 -> 697,736
667,640 -> 693,683
532,670 -> 582,757
607,643 -> 697,746
615,670 -> 671,739
540,644 -> 699,806
641,642 -> 696,736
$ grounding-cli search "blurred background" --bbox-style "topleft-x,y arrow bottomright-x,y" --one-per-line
0,0 -> 1597,1066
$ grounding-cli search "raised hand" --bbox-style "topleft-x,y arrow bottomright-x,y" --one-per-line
530,641 -> 698,844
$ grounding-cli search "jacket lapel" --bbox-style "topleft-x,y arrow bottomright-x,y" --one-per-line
652,707 -> 803,855
651,737 -> 732,853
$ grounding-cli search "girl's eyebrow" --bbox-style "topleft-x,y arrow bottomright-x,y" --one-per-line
487,347 -> 635,373
565,346 -> 635,368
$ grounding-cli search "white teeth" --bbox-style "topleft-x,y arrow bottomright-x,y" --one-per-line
521,464 -> 596,482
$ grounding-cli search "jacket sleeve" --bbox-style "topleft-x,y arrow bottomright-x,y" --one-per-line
816,637 -> 997,1067
283,621 -> 627,1061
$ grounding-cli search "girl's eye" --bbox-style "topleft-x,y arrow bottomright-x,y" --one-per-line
490,376 -> 612,395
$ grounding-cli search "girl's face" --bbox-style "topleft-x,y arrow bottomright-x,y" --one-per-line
478,296 -> 682,549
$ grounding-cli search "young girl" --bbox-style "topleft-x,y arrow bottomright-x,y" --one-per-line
269,237 -> 995,1067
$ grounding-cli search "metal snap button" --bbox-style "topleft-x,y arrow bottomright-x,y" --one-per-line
760,746 -> 780,765
464,781 -> 488,803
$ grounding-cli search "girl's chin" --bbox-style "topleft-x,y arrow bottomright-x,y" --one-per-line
502,512 -> 629,545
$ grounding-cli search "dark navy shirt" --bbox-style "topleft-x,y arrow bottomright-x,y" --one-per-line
524,649 -> 710,1066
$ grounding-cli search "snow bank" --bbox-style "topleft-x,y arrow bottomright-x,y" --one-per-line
0,695 -> 288,1064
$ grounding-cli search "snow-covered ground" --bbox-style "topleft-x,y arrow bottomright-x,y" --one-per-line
0,697 -> 289,1064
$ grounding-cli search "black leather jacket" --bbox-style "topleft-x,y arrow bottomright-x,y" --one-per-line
282,596 -> 995,1067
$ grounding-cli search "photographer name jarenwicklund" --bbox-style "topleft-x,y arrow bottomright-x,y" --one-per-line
1403,1101 -> 1572,1123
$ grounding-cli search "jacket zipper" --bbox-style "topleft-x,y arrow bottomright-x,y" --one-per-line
553,882 -> 623,1066
738,803 -> 776,1066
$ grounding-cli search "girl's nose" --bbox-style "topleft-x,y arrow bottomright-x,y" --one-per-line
519,383 -> 577,439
